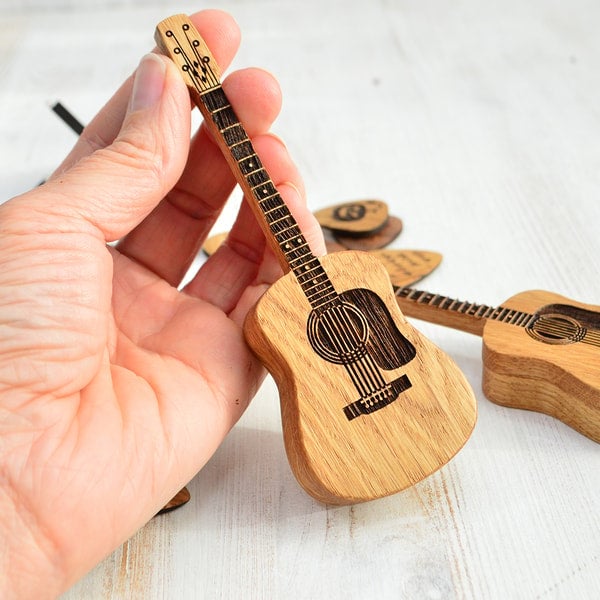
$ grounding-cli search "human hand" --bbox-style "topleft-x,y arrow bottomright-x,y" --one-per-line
0,10 -> 324,598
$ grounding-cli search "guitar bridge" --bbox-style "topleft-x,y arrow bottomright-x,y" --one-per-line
343,374 -> 412,420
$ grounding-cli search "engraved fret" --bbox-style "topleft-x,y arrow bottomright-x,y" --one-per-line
252,181 -> 278,197
229,140 -> 254,161
270,218 -> 297,237
297,268 -> 328,287
301,277 -> 333,296
482,306 -> 496,319
211,105 -> 238,131
265,207 -> 293,224
508,311 -> 522,324
222,124 -> 247,147
247,170 -> 271,188
158,17 -> 339,310
467,304 -> 481,315
431,295 -> 445,307
258,195 -> 284,213
440,297 -> 455,310
312,291 -> 339,310
475,305 -> 491,318
461,303 -> 474,314
513,312 -> 529,327
201,87 -> 230,112
287,248 -> 315,268
238,154 -> 262,175
496,308 -> 510,322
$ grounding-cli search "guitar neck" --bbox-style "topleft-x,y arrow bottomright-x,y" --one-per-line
394,287 -> 536,336
155,15 -> 337,308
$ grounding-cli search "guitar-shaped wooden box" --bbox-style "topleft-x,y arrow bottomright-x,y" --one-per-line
395,287 -> 600,443
156,15 -> 477,504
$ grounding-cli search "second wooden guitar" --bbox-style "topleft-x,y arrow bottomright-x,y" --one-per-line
395,287 -> 600,443
156,15 -> 477,504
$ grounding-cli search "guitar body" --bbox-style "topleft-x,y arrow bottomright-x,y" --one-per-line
482,290 -> 600,442
244,251 -> 477,504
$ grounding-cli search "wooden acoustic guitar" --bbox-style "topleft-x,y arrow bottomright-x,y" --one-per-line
155,15 -> 477,504
395,287 -> 600,443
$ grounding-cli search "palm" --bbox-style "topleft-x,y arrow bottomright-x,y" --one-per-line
0,11 -> 324,594
0,214 -> 269,581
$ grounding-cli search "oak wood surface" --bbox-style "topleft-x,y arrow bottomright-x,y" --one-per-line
244,251 -> 476,503
314,199 -> 389,234
395,287 -> 600,442
333,215 -> 404,249
482,290 -> 600,442
1,1 -> 599,598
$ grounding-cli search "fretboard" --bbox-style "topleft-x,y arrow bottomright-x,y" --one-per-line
155,15 -> 337,310
394,286 -> 536,336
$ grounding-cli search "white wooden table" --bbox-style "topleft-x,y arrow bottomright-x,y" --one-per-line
1,1 -> 599,598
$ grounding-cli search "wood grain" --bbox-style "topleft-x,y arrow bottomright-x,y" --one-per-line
314,199 -> 389,234
483,290 -> 600,442
244,251 -> 476,503
333,215 -> 403,249
371,250 -> 442,287
395,287 -> 600,442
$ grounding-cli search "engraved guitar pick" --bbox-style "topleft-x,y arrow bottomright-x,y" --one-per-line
314,199 -> 389,235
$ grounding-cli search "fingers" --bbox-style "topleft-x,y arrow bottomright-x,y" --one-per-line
51,10 -> 241,176
29,53 -> 190,242
116,68 -> 283,286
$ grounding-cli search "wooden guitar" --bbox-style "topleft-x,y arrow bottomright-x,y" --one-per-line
395,287 -> 600,443
155,15 -> 477,504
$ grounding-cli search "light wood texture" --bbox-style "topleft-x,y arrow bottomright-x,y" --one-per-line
156,14 -> 476,504
395,287 -> 600,442
371,249 -> 442,287
155,487 -> 191,515
483,290 -> 600,442
314,199 -> 389,234
2,1 -> 600,597
245,251 -> 476,503
334,215 -> 403,249
395,287 -> 488,336
202,231 -> 227,256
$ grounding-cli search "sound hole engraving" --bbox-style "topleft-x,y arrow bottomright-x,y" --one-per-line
528,314 -> 586,344
307,288 -> 417,420
333,204 -> 366,222
308,302 -> 369,364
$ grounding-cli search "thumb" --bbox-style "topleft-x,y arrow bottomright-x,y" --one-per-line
37,53 -> 191,242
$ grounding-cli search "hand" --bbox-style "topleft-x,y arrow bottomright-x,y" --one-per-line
0,10 -> 324,598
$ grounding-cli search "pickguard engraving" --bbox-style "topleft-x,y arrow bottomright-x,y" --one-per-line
308,288 -> 417,420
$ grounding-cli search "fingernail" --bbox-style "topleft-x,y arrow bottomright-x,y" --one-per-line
130,53 -> 166,112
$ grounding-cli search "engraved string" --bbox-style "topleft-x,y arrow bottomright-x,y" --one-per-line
320,302 -> 388,402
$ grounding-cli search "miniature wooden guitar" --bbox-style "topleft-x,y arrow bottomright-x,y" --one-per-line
395,287 -> 600,443
155,15 -> 477,504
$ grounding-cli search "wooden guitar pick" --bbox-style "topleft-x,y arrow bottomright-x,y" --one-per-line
202,231 -> 227,256
155,486 -> 191,516
314,199 -> 389,235
334,215 -> 403,250
371,250 -> 442,287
